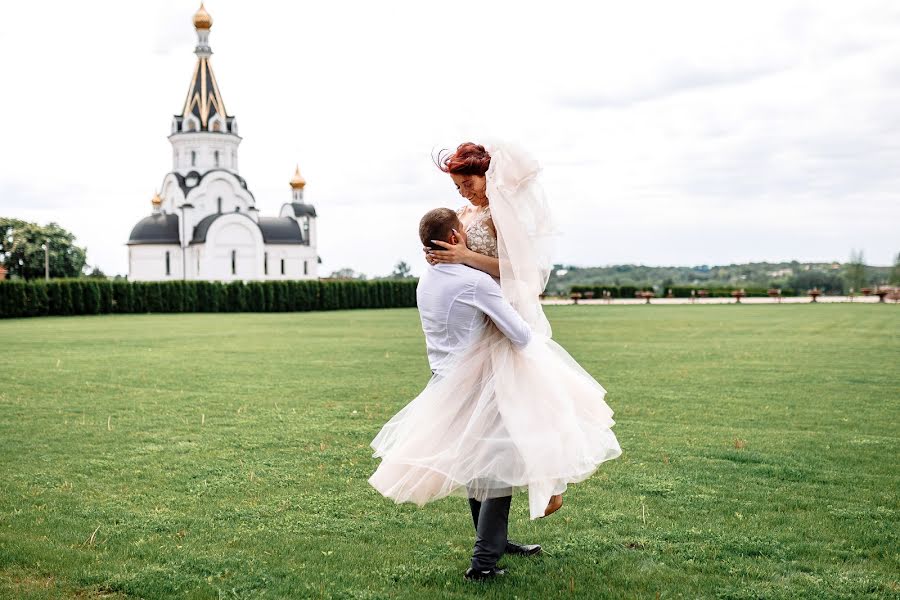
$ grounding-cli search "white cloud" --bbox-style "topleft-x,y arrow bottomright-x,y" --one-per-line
0,0 -> 897,278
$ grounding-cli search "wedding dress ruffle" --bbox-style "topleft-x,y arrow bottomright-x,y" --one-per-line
369,327 -> 622,519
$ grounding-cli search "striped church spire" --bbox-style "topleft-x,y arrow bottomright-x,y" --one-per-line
173,3 -> 236,134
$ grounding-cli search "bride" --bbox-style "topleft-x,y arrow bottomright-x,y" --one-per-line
368,141 -> 622,520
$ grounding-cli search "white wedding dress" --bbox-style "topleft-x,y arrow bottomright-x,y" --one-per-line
368,142 -> 622,519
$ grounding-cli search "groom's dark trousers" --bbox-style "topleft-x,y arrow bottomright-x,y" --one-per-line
432,370 -> 513,571
468,494 -> 512,570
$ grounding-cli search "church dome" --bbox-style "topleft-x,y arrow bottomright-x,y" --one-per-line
290,165 -> 307,189
127,214 -> 180,245
193,3 -> 213,30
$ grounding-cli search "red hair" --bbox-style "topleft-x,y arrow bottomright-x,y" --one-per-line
436,142 -> 491,176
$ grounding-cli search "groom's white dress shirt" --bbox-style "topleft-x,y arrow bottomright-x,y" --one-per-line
417,263 -> 532,376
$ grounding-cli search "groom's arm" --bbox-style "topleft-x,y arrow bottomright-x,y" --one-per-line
472,277 -> 532,348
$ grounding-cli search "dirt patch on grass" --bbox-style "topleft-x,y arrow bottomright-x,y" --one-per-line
0,568 -> 128,599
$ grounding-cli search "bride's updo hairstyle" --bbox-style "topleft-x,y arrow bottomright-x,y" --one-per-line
436,142 -> 491,176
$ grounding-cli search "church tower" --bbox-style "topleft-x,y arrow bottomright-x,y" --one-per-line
169,3 -> 240,174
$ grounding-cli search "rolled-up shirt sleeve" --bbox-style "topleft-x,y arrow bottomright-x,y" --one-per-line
472,277 -> 533,348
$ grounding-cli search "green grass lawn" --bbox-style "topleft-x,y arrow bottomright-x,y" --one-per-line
1,305 -> 898,599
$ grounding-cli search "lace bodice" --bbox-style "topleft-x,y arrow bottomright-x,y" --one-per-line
457,205 -> 498,258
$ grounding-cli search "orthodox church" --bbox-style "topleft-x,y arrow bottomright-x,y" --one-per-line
128,4 -> 318,281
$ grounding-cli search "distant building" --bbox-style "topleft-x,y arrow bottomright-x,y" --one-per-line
127,3 -> 318,282
769,268 -> 793,278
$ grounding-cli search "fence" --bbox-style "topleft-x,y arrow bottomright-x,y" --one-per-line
570,285 -> 794,298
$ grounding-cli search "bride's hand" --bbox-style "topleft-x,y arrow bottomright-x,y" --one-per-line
426,228 -> 471,265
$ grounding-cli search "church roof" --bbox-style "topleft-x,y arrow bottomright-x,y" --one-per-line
127,213 -> 180,245
257,217 -> 305,244
171,169 -> 254,200
288,203 -> 317,218
191,213 -> 306,245
180,56 -> 229,131
191,213 -> 222,244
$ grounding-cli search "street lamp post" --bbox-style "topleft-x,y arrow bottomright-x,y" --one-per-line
42,239 -> 49,280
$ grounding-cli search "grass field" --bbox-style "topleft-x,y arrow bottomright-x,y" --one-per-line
1,305 -> 898,599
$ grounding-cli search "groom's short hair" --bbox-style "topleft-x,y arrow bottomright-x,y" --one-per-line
419,208 -> 461,250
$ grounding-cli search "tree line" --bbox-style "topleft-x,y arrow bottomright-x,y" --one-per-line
549,253 -> 900,297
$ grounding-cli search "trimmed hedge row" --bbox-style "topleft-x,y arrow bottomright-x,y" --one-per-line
665,286 -> 781,298
0,279 -> 418,319
569,285 -> 641,298
571,285 -> 798,298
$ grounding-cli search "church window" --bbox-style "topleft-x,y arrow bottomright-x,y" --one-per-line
191,150 -> 196,166
264,252 -> 268,275
217,197 -> 222,213
303,260 -> 308,275
231,250 -> 237,275
212,121 -> 222,132
280,259 -> 285,275
165,251 -> 171,275
196,253 -> 200,274
214,150 -> 219,167
234,206 -> 239,212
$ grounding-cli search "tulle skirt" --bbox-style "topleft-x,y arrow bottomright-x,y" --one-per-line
368,325 -> 622,520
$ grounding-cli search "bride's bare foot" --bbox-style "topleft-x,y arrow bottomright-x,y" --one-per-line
542,494 -> 563,518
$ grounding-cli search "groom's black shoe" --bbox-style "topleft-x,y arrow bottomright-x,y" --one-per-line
506,540 -> 542,556
464,566 -> 507,581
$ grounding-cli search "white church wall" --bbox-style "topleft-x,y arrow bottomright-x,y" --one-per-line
169,131 -> 241,174
206,177 -> 252,215
179,173 -> 257,234
294,216 -> 318,249
200,214 -> 264,281
263,245 -> 318,280
129,245 -> 183,281
160,176 -> 186,214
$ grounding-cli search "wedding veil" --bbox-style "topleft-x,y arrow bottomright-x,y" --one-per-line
483,141 -> 558,338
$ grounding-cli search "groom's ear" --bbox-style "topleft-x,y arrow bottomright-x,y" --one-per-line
450,220 -> 463,244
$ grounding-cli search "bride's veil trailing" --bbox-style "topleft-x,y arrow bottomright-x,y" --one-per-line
483,141 -> 558,338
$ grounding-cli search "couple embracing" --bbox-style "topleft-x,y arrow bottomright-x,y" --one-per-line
368,141 -> 622,581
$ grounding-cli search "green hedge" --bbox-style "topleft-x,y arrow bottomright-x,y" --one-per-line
665,286 -> 776,298
0,279 -> 418,319
571,284 -> 797,298
570,285 -> 643,298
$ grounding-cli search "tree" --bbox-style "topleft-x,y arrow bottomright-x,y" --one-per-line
389,260 -> 413,279
844,249 -> 867,292
890,252 -> 900,286
787,270 -> 844,294
0,218 -> 87,280
86,266 -> 107,279
328,268 -> 366,280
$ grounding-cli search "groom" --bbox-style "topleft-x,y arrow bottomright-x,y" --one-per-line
417,208 -> 542,581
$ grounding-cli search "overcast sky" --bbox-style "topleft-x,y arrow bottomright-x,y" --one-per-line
1,0 -> 897,277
